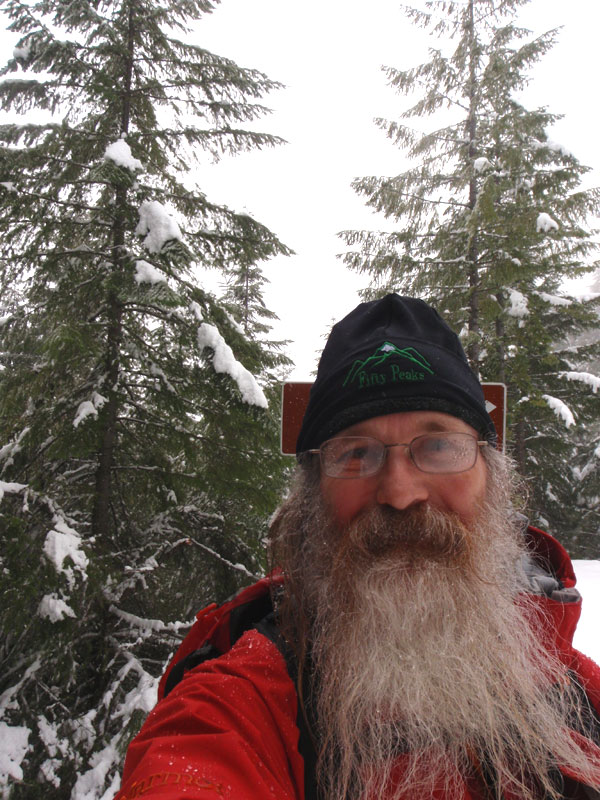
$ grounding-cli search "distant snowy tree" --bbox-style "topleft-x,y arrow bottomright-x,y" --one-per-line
340,0 -> 600,552
0,0 -> 291,795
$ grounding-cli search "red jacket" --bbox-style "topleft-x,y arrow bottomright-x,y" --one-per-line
115,528 -> 600,800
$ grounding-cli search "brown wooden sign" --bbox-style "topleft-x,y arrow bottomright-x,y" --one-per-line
281,381 -> 507,454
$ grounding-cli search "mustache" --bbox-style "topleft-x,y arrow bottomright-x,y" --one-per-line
340,504 -> 472,564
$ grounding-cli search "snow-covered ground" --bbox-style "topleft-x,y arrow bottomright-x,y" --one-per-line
572,560 -> 600,663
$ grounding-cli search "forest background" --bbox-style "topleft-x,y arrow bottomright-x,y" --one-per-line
0,0 -> 598,798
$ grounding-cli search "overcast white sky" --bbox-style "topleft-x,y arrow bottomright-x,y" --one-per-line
195,0 -> 600,378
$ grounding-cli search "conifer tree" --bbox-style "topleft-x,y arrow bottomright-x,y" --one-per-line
340,0 -> 600,553
0,0 -> 290,794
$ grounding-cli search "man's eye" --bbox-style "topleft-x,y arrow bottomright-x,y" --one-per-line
338,445 -> 370,463
420,436 -> 458,457
424,437 -> 451,451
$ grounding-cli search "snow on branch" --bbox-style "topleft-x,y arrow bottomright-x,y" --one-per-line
43,517 -> 89,589
536,292 -> 572,306
0,481 -> 27,503
103,138 -> 143,172
135,260 -> 165,285
0,722 -> 30,787
70,734 -> 122,800
109,605 -> 190,635
560,371 -> 600,394
136,201 -> 182,254
188,535 -> 259,580
0,427 -> 30,472
542,394 -> 575,428
536,212 -> 559,233
69,656 -> 159,799
0,658 -> 41,716
531,138 -> 574,158
73,392 -> 107,428
197,323 -> 268,408
473,156 -> 491,172
38,593 -> 76,623
507,288 -> 528,318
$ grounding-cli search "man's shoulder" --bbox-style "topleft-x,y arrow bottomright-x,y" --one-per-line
169,627 -> 295,707
524,524 -> 578,592
159,573 -> 285,700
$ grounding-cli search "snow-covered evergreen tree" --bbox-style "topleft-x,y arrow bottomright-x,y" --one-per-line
340,0 -> 600,553
0,0 -> 291,794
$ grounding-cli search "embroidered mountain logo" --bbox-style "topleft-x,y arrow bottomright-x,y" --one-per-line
343,342 -> 433,389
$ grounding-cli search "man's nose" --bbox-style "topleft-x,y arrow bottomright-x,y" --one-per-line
375,445 -> 430,510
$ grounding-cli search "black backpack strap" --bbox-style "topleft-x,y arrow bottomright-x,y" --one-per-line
163,589 -> 274,699
163,642 -> 222,698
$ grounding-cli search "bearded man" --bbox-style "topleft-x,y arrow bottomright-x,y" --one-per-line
116,295 -> 600,800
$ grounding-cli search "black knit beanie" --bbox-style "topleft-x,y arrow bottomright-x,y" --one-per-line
296,294 -> 496,453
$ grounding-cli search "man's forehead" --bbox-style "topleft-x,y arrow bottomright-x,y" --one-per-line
334,410 -> 479,439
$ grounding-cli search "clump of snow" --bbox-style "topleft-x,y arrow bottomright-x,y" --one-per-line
134,260 -> 165,285
560,371 -> 600,394
109,605 -> 190,636
71,740 -> 119,800
40,758 -> 62,789
225,310 -> 244,334
0,658 -> 40,716
0,722 -> 30,786
189,301 -> 203,323
43,517 -> 88,588
38,593 -> 76,622
506,288 -> 528,318
73,392 -> 107,428
149,363 -> 175,393
0,427 -> 29,471
136,201 -> 182,254
12,44 -> 30,61
473,157 -> 491,172
542,394 -> 575,428
532,138 -> 573,158
71,710 -> 96,752
103,139 -> 143,172
546,139 -> 573,158
69,658 -> 159,800
536,212 -> 559,233
536,291 -> 571,306
0,481 -> 27,504
38,716 -> 69,758
197,323 -> 268,408
0,183 -> 15,192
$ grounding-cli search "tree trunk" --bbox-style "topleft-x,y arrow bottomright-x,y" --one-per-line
514,415 -> 527,478
466,0 -> 480,368
92,1 -> 136,539
495,292 -> 506,383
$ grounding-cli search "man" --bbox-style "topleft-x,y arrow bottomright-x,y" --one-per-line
116,294 -> 600,800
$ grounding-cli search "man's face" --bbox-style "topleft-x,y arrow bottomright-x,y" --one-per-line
319,410 -> 488,528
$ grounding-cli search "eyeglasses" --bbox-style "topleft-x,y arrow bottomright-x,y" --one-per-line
307,433 -> 487,479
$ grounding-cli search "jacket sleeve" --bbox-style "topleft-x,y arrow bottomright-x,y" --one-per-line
115,630 -> 305,800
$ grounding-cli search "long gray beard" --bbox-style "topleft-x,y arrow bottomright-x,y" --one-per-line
273,475 -> 600,800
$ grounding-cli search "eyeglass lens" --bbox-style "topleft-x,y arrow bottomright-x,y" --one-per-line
320,433 -> 479,478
